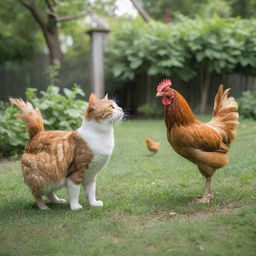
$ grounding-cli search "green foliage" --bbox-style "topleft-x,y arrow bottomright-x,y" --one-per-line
45,60 -> 61,85
238,89 -> 256,120
179,16 -> 256,74
0,0 -> 118,63
137,103 -> 162,118
141,0 -> 256,19
228,0 -> 256,18
0,101 -> 8,111
108,19 -> 194,81
107,17 -> 256,82
26,85 -> 86,130
0,103 -> 24,157
0,85 -> 87,158
0,1 -> 42,63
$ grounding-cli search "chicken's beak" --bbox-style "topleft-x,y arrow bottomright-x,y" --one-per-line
156,92 -> 163,97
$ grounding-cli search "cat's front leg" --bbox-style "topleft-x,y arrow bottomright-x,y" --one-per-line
47,192 -> 66,204
66,178 -> 82,210
83,178 -> 103,207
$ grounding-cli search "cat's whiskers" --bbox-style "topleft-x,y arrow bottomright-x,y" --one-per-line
110,109 -> 124,124
122,110 -> 133,120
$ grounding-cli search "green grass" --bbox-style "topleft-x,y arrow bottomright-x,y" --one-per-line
1,117 -> 256,256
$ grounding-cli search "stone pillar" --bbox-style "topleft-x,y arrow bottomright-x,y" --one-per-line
87,28 -> 110,98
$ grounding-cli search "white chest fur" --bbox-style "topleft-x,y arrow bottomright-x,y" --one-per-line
77,119 -> 114,181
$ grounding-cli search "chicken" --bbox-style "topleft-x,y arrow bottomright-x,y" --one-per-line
156,79 -> 239,202
145,138 -> 160,154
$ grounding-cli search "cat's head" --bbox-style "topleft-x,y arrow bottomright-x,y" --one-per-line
85,93 -> 123,124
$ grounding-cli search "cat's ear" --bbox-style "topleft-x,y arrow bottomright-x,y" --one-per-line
89,93 -> 97,107
103,93 -> 108,101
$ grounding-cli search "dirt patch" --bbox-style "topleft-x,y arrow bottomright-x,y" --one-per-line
150,204 -> 244,221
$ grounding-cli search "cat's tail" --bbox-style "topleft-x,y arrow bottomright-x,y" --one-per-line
10,98 -> 44,138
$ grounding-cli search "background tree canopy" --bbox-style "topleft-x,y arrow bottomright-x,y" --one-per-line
0,2 -> 41,63
0,0 -> 117,64
2,0 -> 256,65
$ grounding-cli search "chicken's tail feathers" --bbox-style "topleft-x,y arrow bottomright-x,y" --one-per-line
209,85 -> 239,145
10,98 -> 44,138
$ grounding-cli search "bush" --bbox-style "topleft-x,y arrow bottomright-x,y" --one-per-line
238,89 -> 256,119
107,17 -> 256,82
0,85 -> 87,158
137,103 -> 162,118
0,101 -> 8,111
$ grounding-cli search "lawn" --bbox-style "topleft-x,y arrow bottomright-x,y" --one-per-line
0,118 -> 256,256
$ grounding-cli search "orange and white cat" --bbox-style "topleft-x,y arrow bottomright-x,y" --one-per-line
11,93 -> 123,210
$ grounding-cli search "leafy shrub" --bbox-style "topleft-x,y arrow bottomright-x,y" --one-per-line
0,101 -> 8,111
107,17 -> 256,81
137,103 -> 162,118
0,85 -> 87,158
238,89 -> 256,119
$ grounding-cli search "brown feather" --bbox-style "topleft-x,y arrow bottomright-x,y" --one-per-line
208,85 -> 239,145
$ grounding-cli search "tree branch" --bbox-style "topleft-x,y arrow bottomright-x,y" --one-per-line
17,0 -> 33,9
44,0 -> 87,23
44,0 -> 55,14
130,0 -> 151,22
57,13 -> 87,22
17,0 -> 47,31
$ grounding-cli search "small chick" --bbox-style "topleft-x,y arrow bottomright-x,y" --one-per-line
144,138 -> 160,154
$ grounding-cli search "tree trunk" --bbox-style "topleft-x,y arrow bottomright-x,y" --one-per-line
18,1 -> 64,65
42,14 -> 64,64
130,0 -> 151,22
44,29 -> 64,64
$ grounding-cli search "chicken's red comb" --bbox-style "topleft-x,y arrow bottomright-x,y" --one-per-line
157,79 -> 172,92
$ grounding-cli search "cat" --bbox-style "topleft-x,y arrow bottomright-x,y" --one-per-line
10,93 -> 123,210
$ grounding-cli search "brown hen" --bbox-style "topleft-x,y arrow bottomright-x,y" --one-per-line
156,79 -> 239,202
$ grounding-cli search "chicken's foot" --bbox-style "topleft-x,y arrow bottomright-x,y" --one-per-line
194,194 -> 214,203
193,177 -> 214,203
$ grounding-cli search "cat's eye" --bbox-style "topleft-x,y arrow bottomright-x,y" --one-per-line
109,105 -> 114,109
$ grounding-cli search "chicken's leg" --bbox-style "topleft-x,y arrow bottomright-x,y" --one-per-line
194,176 -> 214,203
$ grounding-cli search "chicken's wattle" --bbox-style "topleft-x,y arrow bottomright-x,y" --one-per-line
162,96 -> 171,105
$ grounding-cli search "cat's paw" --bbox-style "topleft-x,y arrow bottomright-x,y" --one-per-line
70,203 -> 83,211
55,198 -> 66,204
39,205 -> 50,210
90,200 -> 103,207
